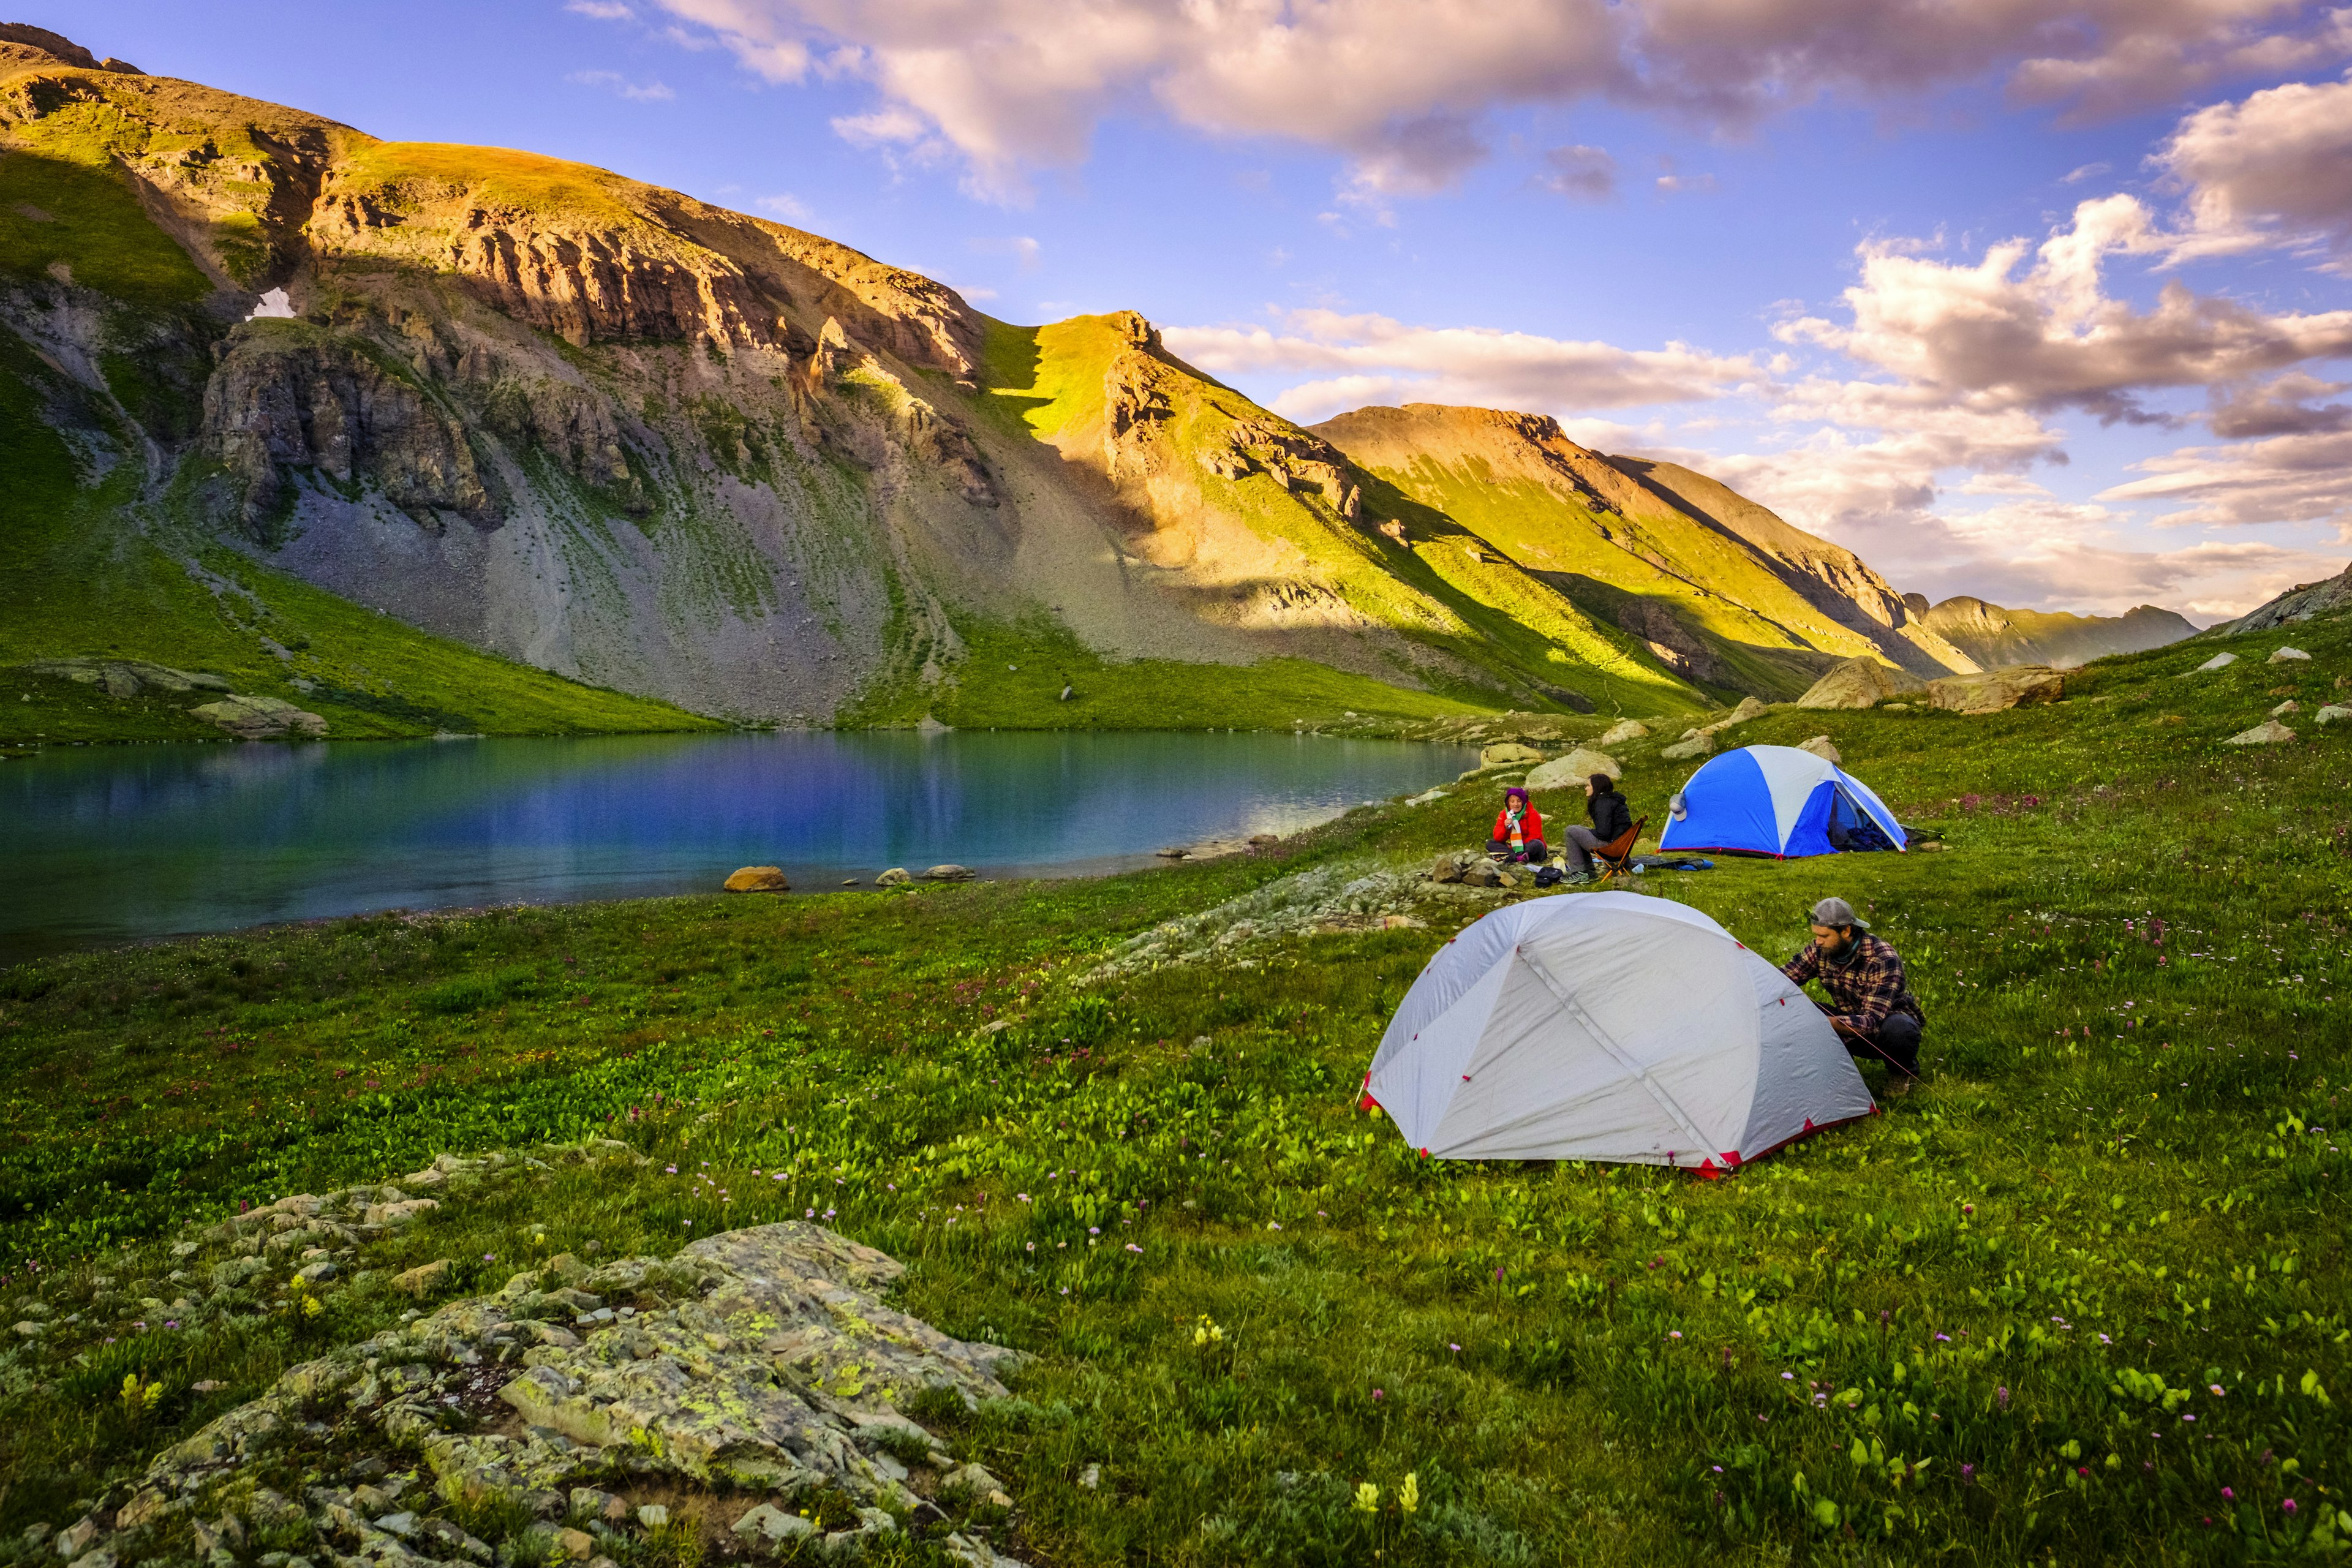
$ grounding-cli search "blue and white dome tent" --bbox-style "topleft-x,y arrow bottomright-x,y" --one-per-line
1659,744 -> 1907,858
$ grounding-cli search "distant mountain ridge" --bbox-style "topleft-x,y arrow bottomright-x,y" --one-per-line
1311,404 -> 1981,698
0,26 -> 2195,737
1911,597 -> 2197,669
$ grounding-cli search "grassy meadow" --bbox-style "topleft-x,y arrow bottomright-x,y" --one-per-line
0,614 -> 2345,1565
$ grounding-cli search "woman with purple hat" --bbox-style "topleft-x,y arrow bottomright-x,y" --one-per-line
1487,786 -> 1548,865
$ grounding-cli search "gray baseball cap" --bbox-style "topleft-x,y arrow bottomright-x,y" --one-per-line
1809,897 -> 1869,930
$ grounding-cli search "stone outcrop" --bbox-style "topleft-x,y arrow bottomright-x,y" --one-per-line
1597,719 -> 1649,745
1616,600 -> 1724,685
1660,733 -> 1713,761
1798,657 -> 1929,710
23,1146 -> 1033,1566
203,321 -> 495,534
1478,742 -> 1545,766
1798,734 -> 1841,764
724,865 -> 790,892
0,24 -> 140,71
2269,646 -> 2312,663
2315,704 -> 2351,727
124,1207 -> 1022,1566
2226,720 -> 2296,745
922,864 -> 974,882
28,658 -> 230,698
1525,748 -> 1619,791
189,693 -> 329,738
2196,652 -> 2237,672
1927,665 -> 2065,714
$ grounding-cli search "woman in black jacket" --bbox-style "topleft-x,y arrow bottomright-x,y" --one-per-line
1558,773 -> 1632,881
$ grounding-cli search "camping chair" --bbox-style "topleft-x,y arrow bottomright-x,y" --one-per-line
1589,816 -> 1647,885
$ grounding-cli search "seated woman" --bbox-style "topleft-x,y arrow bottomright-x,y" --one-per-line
1488,786 -> 1548,863
1557,773 -> 1632,881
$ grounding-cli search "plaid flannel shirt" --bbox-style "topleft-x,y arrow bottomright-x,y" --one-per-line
1782,932 -> 1922,1033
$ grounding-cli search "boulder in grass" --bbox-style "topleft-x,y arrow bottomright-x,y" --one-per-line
1479,742 -> 1545,766
190,693 -> 329,739
1660,733 -> 1713,761
1724,695 -> 1766,725
922,864 -> 974,881
2270,700 -> 2299,717
1525,747 -> 1620,791
1796,657 -> 1928,710
1597,719 -> 1649,746
1797,734 -> 1842,764
2225,719 -> 2296,745
2267,646 -> 2312,663
2196,652 -> 2237,673
875,868 -> 912,888
1928,665 -> 2065,714
723,865 -> 789,893
2316,704 -> 2352,727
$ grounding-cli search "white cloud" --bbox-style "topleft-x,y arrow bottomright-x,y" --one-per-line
642,0 -> 2352,197
2060,160 -> 2111,183
566,0 -> 636,18
2207,371 -> 2352,437
565,68 -> 676,100
1534,144 -> 1617,200
2157,70 -> 2352,260
1656,172 -> 1717,193
2098,426 -> 2352,527
969,235 -> 1043,268
1779,194 -> 2352,423
754,192 -> 813,221
1163,308 -> 1762,423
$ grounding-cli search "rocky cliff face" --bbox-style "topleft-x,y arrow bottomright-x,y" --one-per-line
204,320 -> 496,533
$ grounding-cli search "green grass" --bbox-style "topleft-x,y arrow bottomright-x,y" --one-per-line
0,612 -> 2346,1562
842,612 -> 1496,729
0,141 -> 210,307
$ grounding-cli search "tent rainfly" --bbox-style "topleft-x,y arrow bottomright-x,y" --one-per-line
1659,744 -> 1907,859
1362,892 -> 1874,1171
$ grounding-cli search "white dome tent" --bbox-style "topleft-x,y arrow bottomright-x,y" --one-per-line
1362,892 -> 1875,1172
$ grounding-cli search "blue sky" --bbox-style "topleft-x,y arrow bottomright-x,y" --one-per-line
52,0 -> 2352,618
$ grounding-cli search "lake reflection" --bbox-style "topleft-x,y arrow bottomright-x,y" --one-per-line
0,730 -> 1477,963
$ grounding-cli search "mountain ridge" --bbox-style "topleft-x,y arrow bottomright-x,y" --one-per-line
0,26 -> 2193,739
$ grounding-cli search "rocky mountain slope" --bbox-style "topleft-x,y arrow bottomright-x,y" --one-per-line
0,27 -> 2187,736
1310,405 -> 1981,700
1910,596 -> 2195,669
2203,561 -> 2352,636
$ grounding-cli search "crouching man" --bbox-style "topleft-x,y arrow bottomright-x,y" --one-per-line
1782,897 -> 1924,1093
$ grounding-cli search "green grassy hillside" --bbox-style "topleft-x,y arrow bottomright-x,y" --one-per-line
0,608 -> 2343,1564
986,318 -> 1703,719
1314,406 -> 1965,699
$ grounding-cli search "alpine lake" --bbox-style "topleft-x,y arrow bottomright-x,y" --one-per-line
0,729 -> 1479,965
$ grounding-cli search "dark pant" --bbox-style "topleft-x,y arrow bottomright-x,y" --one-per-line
1488,837 -> 1549,864
1844,1012 -> 1922,1077
1558,825 -> 1608,873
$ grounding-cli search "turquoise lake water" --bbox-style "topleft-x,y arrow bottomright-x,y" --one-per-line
0,731 -> 1477,964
